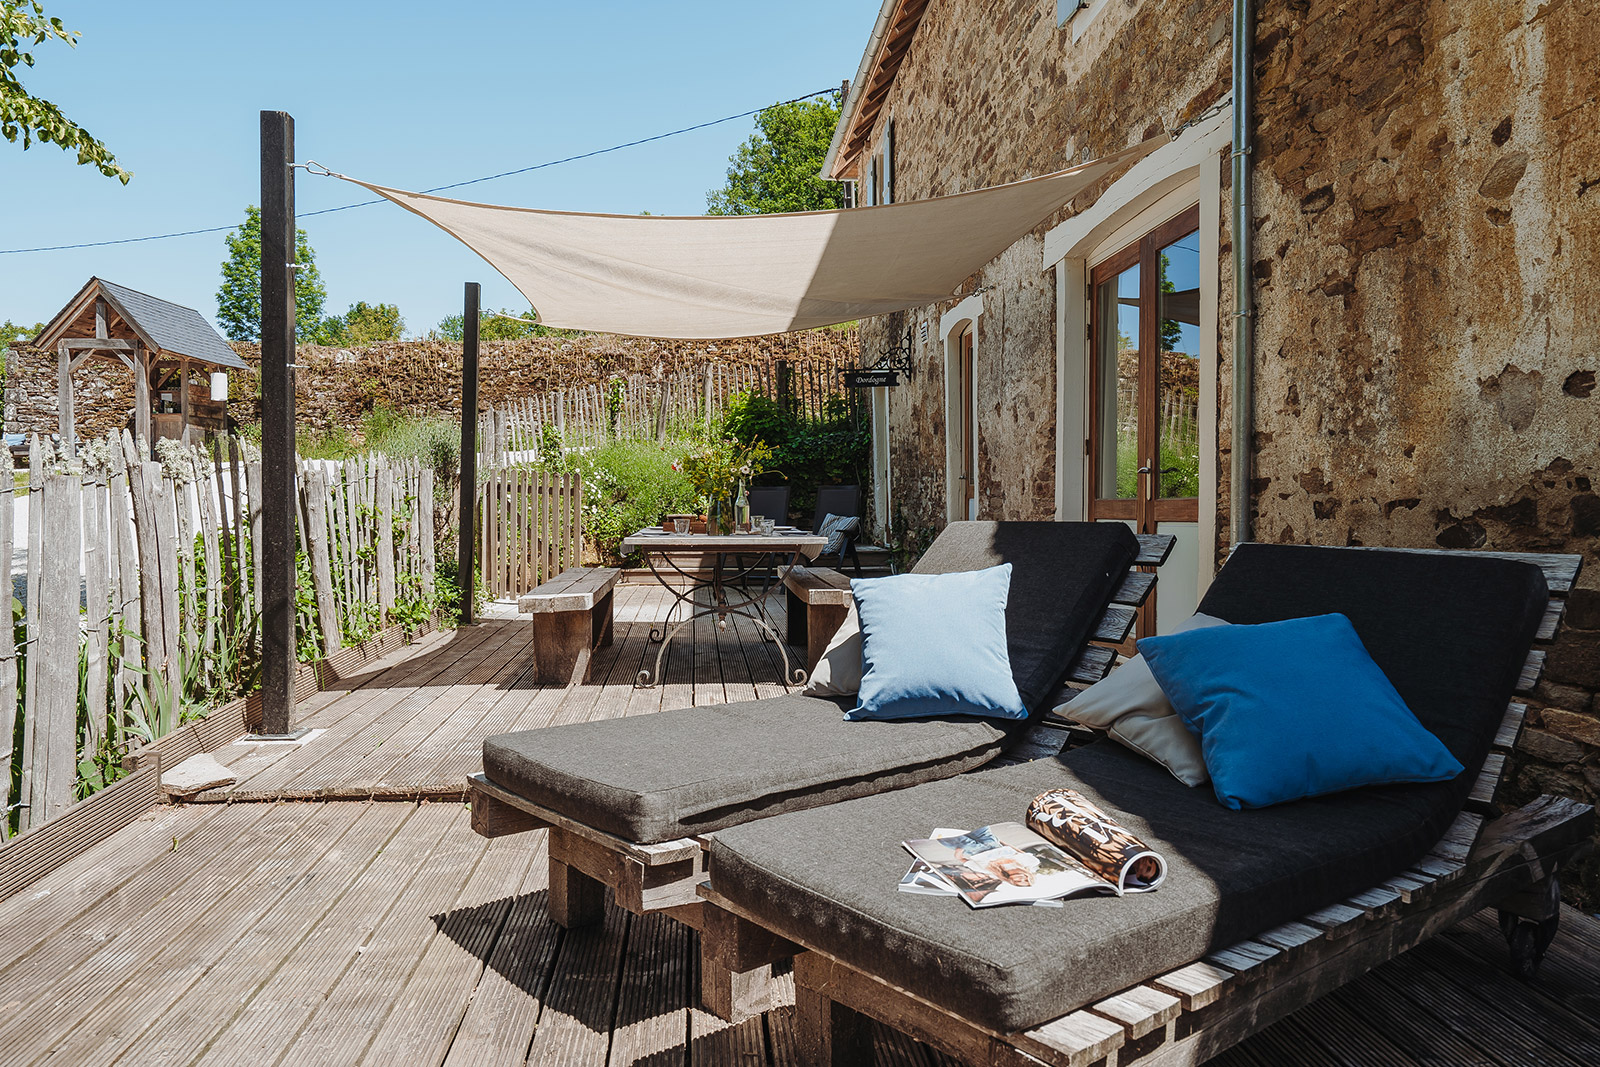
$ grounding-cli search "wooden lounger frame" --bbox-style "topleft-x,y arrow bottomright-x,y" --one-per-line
469,533 -> 1177,1018
691,547 -> 1595,1064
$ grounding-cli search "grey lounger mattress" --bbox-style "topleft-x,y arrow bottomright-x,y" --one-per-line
482,521 -> 1139,842
705,544 -> 1550,1032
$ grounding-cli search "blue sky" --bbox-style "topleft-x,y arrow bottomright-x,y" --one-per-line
1,1 -> 876,337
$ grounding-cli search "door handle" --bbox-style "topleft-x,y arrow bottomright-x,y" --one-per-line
1137,466 -> 1152,475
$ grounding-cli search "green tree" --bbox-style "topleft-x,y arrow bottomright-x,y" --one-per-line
322,301 -> 403,346
706,93 -> 844,215
432,307 -> 549,342
1,1 -> 129,182
216,205 -> 329,342
1,319 -> 43,347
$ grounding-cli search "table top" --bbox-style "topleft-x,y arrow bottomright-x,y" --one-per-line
622,526 -> 828,558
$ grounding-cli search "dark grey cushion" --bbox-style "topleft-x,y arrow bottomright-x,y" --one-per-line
708,744 -> 1473,1032
913,521 -> 1139,714
705,545 -> 1549,1032
483,694 -> 1011,842
482,521 -> 1138,842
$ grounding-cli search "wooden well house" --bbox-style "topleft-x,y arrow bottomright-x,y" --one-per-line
34,277 -> 247,453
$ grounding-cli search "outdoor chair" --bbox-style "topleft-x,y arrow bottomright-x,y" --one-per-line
731,484 -> 793,587
697,543 -> 1593,1064
746,485 -> 790,527
468,520 -> 1175,1015
810,483 -> 863,574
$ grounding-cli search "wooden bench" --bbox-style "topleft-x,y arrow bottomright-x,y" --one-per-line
781,565 -> 854,672
517,566 -> 621,685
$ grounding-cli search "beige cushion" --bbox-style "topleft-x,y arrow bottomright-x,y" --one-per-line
1055,612 -> 1227,786
805,604 -> 862,697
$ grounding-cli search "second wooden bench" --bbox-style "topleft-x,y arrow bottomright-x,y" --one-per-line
518,566 -> 621,685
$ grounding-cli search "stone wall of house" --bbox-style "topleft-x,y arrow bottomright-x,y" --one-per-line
856,0 -> 1599,902
3,349 -> 136,444
858,0 -> 1234,533
1247,0 -> 1600,904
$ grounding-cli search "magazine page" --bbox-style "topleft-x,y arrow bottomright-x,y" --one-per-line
898,828 -> 968,896
1025,789 -> 1167,894
902,822 -> 1112,908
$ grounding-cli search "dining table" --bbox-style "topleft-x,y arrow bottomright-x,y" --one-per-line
620,525 -> 829,687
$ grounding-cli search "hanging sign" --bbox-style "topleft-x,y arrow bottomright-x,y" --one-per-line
843,368 -> 900,388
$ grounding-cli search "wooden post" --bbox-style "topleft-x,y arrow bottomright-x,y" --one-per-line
83,469 -> 108,758
111,436 -> 142,726
178,356 -> 190,445
376,461 -> 396,621
19,437 -> 42,834
56,342 -> 74,458
133,342 -> 151,457
458,281 -> 480,624
0,451 -> 14,840
257,108 -> 299,737
34,471 -> 81,825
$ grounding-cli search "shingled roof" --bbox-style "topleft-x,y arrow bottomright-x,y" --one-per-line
33,277 -> 248,370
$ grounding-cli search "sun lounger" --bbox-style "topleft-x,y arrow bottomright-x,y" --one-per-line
698,544 -> 1594,1062
468,520 -> 1172,1012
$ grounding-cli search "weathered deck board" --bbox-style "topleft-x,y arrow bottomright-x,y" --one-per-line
0,586 -> 1593,1067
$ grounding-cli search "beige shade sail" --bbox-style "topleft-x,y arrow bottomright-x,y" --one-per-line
341,137 -> 1159,340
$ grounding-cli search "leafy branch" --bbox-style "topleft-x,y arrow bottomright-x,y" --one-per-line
0,1 -> 130,182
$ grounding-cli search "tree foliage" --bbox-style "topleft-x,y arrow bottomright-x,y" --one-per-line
722,390 -> 869,519
0,1 -> 129,182
431,307 -> 563,343
1,318 -> 43,347
216,205 -> 329,343
322,301 -> 404,346
706,94 -> 844,215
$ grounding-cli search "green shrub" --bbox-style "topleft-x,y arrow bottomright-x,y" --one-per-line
566,440 -> 700,563
723,391 -> 870,521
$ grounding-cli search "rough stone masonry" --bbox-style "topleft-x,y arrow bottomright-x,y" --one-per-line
848,0 -> 1598,904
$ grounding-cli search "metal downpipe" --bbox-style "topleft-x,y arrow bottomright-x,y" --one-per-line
1230,0 -> 1255,547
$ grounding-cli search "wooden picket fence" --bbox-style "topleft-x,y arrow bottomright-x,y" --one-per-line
477,466 -> 582,599
297,454 -> 436,657
478,352 -> 859,455
0,432 -> 439,841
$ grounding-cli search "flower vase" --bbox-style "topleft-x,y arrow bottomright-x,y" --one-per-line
714,500 -> 735,535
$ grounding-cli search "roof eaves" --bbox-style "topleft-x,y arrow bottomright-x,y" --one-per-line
822,0 -> 929,182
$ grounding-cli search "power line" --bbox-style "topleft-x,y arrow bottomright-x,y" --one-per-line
0,87 -> 838,255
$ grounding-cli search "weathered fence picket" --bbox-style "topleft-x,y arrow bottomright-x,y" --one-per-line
476,465 -> 583,599
2,434 -> 450,840
0,452 -> 14,841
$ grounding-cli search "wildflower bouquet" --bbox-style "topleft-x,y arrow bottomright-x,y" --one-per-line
679,437 -> 776,514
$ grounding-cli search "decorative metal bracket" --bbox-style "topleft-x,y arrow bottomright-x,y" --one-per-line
866,327 -> 916,379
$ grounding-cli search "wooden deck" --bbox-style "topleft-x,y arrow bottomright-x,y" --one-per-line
2,585 -> 1597,1066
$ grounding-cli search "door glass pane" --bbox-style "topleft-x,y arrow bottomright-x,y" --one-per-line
1095,263 -> 1140,499
1156,230 -> 1201,499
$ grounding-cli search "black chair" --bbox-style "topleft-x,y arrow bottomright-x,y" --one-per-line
746,485 -> 790,527
810,484 -> 863,575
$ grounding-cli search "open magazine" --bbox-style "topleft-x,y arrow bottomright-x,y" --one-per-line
899,790 -> 1166,908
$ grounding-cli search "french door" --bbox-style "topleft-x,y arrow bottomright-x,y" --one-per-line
957,325 -> 976,521
1089,205 -> 1202,635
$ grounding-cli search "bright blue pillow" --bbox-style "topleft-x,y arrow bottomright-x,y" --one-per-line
1137,613 -> 1463,810
846,563 -> 1027,722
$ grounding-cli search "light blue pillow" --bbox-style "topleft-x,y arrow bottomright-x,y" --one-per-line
845,563 -> 1027,722
1137,613 -> 1463,811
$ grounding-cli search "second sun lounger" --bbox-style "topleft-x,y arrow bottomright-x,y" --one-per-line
699,543 -> 1592,1062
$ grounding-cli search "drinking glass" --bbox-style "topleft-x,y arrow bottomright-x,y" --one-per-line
672,517 -> 690,535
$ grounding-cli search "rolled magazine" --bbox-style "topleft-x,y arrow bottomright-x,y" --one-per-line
898,791 -> 1166,909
